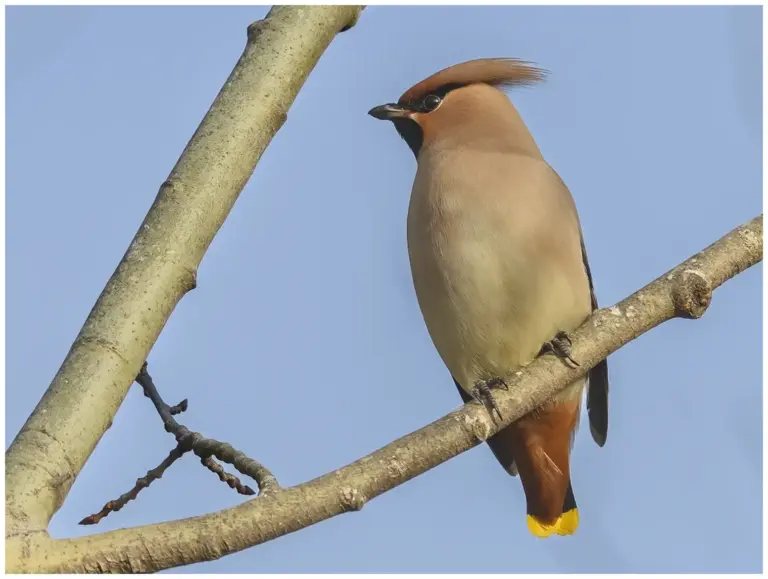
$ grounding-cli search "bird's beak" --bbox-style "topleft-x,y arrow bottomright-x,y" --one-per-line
368,103 -> 412,121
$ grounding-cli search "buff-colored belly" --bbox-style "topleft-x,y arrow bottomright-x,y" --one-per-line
406,154 -> 590,396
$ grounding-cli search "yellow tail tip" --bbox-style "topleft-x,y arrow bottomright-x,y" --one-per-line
526,509 -> 579,538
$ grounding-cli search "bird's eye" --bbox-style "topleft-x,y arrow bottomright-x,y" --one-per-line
422,94 -> 442,112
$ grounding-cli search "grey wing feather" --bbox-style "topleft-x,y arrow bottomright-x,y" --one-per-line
580,233 -> 609,447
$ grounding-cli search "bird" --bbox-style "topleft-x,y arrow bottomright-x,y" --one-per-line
368,58 -> 609,538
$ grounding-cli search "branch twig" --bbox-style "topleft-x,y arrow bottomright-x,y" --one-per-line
80,363 -> 267,525
201,456 -> 257,496
78,445 -> 186,525
135,364 -> 278,495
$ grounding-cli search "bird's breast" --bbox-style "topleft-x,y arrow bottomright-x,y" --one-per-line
406,150 -> 589,391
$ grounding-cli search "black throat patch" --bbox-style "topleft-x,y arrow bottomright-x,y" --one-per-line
393,118 -> 423,158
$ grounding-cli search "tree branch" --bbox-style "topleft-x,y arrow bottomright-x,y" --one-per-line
135,362 -> 278,494
78,363 -> 270,527
78,444 -> 188,526
7,215 -> 761,573
4,4 -> 364,547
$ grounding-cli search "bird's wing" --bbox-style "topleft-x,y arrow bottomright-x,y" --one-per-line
549,166 -> 609,448
580,233 -> 609,447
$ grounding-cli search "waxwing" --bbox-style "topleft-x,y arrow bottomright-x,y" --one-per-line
369,58 -> 609,538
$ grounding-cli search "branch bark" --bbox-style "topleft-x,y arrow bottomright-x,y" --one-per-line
5,4 -> 364,571
7,215 -> 762,572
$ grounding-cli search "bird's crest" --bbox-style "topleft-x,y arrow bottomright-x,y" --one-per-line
398,58 -> 547,105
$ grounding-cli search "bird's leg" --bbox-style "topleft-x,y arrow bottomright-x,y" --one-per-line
471,376 -> 508,422
540,330 -> 580,368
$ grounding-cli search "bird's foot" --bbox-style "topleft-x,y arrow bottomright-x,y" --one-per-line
539,330 -> 580,368
471,377 -> 508,421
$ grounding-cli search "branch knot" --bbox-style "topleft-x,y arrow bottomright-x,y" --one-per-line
339,486 -> 365,512
672,269 -> 712,319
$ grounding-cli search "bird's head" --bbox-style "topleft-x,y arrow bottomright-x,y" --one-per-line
369,58 -> 547,158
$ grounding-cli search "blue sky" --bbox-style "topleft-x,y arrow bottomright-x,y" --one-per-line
5,5 -> 762,573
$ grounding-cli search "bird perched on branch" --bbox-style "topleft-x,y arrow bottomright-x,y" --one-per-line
368,58 -> 609,538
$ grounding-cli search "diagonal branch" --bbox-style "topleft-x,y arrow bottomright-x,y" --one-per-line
5,4 -> 365,541
8,215 -> 761,573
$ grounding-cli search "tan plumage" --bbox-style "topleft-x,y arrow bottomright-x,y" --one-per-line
369,58 -> 609,537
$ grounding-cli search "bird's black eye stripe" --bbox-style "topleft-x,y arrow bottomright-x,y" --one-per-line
421,94 -> 442,112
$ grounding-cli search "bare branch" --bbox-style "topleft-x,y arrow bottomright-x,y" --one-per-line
7,215 -> 760,573
134,362 -> 280,496
201,456 -> 257,497
5,4 -> 364,542
78,445 -> 187,526
135,362 -> 190,434
79,364 -> 265,526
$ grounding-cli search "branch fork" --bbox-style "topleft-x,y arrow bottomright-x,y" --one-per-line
80,363 -> 278,525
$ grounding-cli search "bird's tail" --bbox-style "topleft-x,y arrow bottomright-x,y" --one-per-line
512,399 -> 581,538
452,378 -> 581,538
526,479 -> 579,538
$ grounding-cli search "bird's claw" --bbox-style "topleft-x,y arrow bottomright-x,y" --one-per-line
471,377 -> 508,421
540,330 -> 580,368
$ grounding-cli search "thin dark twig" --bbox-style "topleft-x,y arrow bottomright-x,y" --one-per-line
188,434 -> 279,492
202,456 -> 256,495
169,399 -> 188,415
79,444 -> 185,525
135,362 -> 184,434
134,363 -> 279,494
80,364 -> 278,525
